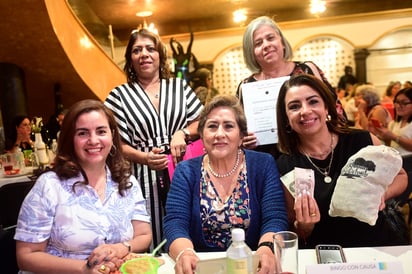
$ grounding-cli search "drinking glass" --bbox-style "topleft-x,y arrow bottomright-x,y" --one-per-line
1,153 -> 20,175
274,231 -> 298,274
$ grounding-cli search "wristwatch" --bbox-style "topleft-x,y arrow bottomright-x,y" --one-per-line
180,128 -> 190,140
258,241 -> 274,254
122,241 -> 131,253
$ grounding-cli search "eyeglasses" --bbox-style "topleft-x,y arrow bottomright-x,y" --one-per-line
394,101 -> 412,107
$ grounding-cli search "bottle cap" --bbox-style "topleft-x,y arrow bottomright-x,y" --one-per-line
231,228 -> 245,242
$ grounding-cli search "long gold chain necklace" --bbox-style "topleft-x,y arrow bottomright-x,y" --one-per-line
208,149 -> 241,178
302,134 -> 334,183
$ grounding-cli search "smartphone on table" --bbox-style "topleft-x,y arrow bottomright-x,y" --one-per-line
315,244 -> 346,264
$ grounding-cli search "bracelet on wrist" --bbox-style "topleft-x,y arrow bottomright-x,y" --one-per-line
122,241 -> 131,253
180,128 -> 190,141
175,247 -> 196,263
257,241 -> 274,254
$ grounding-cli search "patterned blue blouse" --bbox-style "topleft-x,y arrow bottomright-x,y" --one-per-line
200,162 -> 250,249
14,169 -> 150,260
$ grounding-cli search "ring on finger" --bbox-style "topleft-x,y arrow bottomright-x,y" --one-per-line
98,264 -> 107,273
310,213 -> 317,217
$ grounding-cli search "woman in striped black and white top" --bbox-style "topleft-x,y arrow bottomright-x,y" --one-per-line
105,28 -> 203,249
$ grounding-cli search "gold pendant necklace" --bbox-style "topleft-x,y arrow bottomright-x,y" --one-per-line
302,134 -> 334,183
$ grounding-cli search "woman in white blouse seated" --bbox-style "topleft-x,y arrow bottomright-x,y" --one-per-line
375,87 -> 412,156
375,87 -> 412,205
14,100 -> 152,274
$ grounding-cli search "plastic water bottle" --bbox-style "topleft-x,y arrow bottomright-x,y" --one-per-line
51,139 -> 58,154
16,148 -> 26,173
226,228 -> 253,274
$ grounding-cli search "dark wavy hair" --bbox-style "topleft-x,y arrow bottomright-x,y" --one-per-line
123,28 -> 171,83
5,115 -> 31,151
276,74 -> 349,155
197,95 -> 248,138
394,87 -> 412,123
53,99 -> 132,195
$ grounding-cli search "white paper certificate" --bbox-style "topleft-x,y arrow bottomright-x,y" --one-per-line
241,76 -> 290,145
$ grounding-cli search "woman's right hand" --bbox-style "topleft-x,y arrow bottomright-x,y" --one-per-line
146,147 -> 169,171
242,132 -> 257,149
294,190 -> 320,236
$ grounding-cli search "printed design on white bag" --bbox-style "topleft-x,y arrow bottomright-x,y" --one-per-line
340,157 -> 376,178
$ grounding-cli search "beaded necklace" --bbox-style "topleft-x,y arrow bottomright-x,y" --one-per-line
208,149 -> 241,178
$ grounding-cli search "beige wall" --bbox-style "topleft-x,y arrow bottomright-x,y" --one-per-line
108,10 -> 412,95
157,10 -> 412,95
169,11 -> 412,63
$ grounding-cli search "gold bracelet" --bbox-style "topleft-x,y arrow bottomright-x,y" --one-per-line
175,248 -> 196,263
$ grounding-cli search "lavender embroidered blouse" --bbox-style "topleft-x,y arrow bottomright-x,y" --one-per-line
14,169 -> 150,260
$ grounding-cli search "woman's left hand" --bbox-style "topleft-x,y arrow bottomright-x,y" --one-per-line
256,247 -> 275,273
170,130 -> 187,164
87,244 -> 124,272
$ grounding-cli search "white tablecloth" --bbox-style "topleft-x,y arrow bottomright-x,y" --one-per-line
0,174 -> 32,188
156,245 -> 412,274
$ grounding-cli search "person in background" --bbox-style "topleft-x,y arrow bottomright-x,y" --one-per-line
236,16 -> 344,159
381,81 -> 402,119
275,74 -> 407,248
376,87 -> 412,206
337,65 -> 358,90
46,108 -> 67,141
403,80 -> 412,89
4,115 -> 33,153
163,95 -> 288,274
190,67 -> 219,105
14,99 -> 152,273
374,87 -> 412,156
336,86 -> 347,108
104,28 -> 203,248
354,84 -> 392,137
343,83 -> 359,127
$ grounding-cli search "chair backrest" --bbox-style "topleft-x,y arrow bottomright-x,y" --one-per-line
0,181 -> 34,228
0,226 -> 18,273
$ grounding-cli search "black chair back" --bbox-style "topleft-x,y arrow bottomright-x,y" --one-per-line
0,181 -> 34,228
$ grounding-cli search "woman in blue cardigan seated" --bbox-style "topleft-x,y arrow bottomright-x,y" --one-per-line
163,95 -> 288,274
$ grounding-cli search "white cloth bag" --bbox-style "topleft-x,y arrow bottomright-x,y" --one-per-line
329,145 -> 402,225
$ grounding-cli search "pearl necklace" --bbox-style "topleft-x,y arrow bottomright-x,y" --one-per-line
208,149 -> 241,178
302,134 -> 334,183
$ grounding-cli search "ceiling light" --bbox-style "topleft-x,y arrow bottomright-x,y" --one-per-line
136,10 -> 153,17
136,10 -> 158,34
310,0 -> 326,15
137,19 -> 158,34
233,8 -> 247,24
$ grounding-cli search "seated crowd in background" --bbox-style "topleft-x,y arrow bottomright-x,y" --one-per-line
354,84 -> 393,137
381,81 -> 402,120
